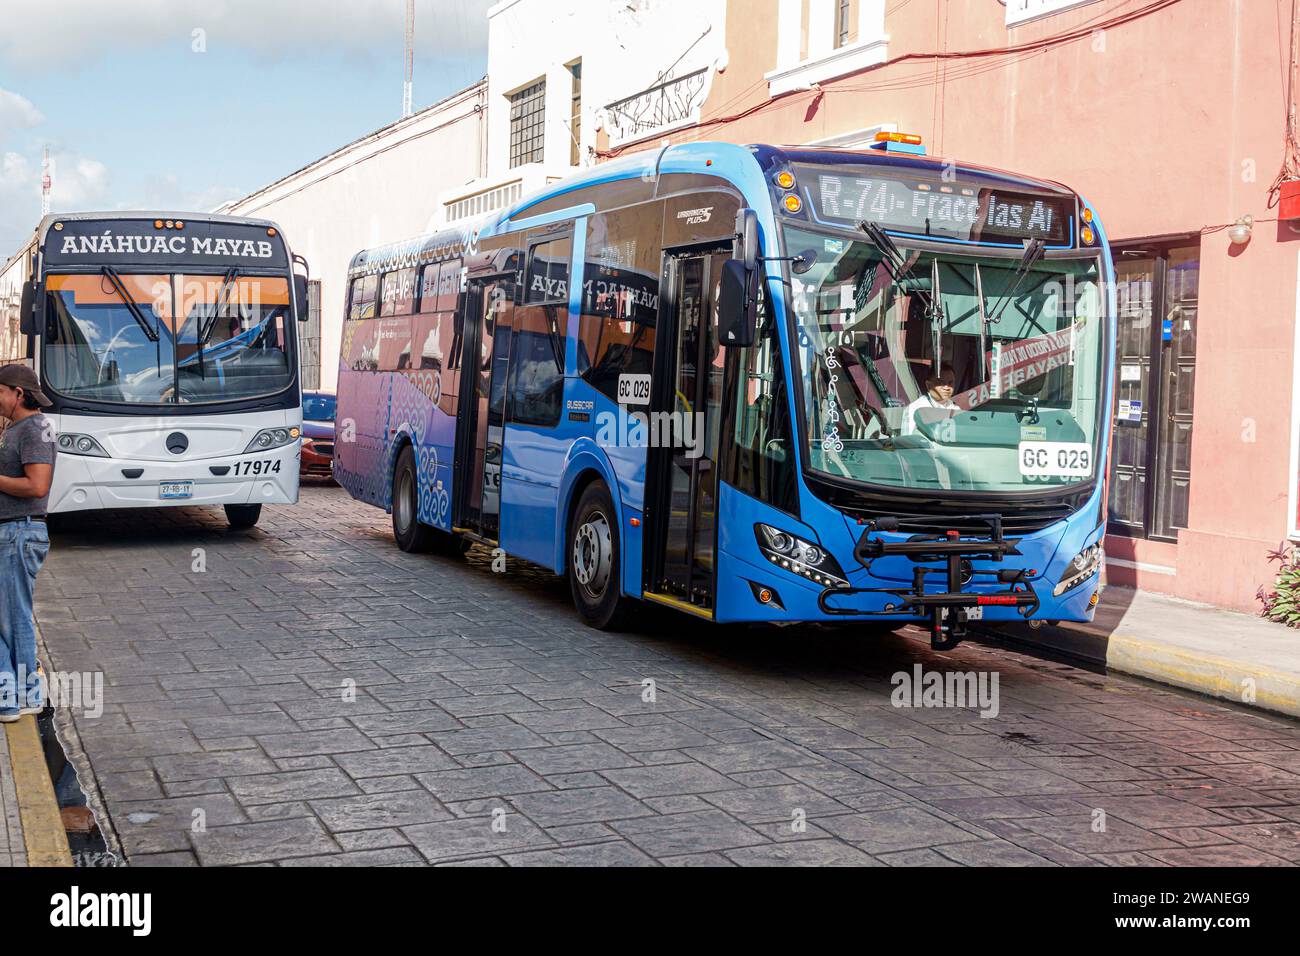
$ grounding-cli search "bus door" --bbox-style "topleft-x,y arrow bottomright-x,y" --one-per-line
644,248 -> 730,615
455,274 -> 513,542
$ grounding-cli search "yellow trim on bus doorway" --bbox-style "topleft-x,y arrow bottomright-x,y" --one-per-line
642,590 -> 714,620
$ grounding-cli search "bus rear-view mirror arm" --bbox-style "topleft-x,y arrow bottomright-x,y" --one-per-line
292,253 -> 311,323
19,278 -> 36,335
718,207 -> 760,348
735,207 -> 758,271
718,258 -> 757,348
293,275 -> 310,323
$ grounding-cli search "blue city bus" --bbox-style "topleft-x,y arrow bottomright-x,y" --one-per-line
336,136 -> 1114,650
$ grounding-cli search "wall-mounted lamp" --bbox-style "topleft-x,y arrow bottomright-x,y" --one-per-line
1228,214 -> 1253,245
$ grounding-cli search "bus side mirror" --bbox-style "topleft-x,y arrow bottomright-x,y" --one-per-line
735,208 -> 758,270
718,259 -> 756,348
18,279 -> 35,334
293,275 -> 310,323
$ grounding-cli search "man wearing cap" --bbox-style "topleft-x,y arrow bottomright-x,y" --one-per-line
0,364 -> 55,722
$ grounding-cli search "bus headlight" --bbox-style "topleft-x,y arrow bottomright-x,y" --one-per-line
1054,542 -> 1103,596
57,433 -> 109,457
755,524 -> 848,587
243,427 -> 301,453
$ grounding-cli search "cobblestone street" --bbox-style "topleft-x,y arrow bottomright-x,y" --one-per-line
30,486 -> 1300,867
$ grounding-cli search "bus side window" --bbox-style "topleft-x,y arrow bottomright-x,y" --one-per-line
510,231 -> 571,427
381,267 -> 416,317
730,283 -> 798,515
577,203 -> 663,402
350,274 -> 377,321
412,262 -> 460,415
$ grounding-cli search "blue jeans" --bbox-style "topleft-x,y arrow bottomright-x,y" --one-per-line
0,518 -> 48,714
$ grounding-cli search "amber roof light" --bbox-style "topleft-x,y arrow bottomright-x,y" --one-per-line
874,131 -> 924,145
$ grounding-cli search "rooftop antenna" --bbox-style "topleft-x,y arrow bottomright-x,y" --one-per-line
402,0 -> 414,117
41,146 -> 51,216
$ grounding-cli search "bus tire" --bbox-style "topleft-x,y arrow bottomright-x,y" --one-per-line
224,504 -> 262,529
392,445 -> 435,553
568,482 -> 627,630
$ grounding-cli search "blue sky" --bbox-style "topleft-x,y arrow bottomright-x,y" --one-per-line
0,0 -> 492,261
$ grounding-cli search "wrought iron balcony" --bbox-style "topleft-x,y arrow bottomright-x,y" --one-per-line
603,66 -> 710,146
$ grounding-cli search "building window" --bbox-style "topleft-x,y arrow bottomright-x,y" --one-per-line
835,0 -> 855,47
768,0 -> 887,96
300,279 -> 322,389
509,78 -> 546,168
568,60 -> 582,166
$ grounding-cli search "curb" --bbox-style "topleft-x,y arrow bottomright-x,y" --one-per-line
1106,633 -> 1300,720
3,716 -> 72,867
33,621 -> 124,864
980,619 -> 1300,721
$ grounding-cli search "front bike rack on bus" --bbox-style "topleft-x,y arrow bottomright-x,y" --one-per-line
817,514 -> 1040,650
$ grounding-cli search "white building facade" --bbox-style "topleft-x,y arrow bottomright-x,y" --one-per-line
217,0 -> 733,390
218,83 -> 488,391
441,0 -> 729,222
0,241 -> 34,365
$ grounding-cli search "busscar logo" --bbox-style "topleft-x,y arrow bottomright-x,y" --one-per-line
676,206 -> 714,225
49,886 -> 152,936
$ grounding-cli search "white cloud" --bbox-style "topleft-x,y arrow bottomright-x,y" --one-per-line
132,172 -> 245,215
0,89 -> 44,136
0,0 -> 494,69
52,155 -> 111,207
0,147 -> 113,258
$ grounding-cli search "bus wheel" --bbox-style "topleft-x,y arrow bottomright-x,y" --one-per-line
224,504 -> 262,529
392,445 -> 434,553
568,482 -> 626,629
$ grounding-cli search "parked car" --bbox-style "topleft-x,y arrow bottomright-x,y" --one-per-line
300,390 -> 337,480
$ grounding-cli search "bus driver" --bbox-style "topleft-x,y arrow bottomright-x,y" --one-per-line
902,365 -> 958,436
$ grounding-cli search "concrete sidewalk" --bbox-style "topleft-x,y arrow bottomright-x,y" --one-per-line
0,717 -> 72,867
989,586 -> 1300,720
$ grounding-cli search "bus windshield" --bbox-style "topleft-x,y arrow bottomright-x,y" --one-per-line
42,272 -> 294,405
785,225 -> 1105,493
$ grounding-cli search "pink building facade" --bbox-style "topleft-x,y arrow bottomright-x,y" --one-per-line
603,0 -> 1298,612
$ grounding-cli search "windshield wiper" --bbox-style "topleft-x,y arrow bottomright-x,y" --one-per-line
973,262 -> 988,383
930,257 -> 945,370
858,221 -> 933,312
196,267 -> 241,381
101,266 -> 159,342
200,267 -> 240,347
987,239 -> 1046,325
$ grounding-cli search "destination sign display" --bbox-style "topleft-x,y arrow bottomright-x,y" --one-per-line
43,218 -> 290,268
796,165 -> 1072,244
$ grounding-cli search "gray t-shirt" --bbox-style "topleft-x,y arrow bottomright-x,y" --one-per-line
0,414 -> 56,519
